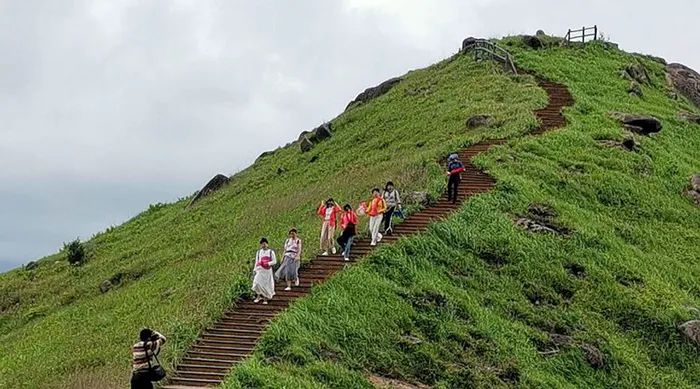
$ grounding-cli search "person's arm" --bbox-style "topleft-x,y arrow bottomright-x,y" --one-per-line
296,239 -> 302,260
396,190 -> 402,209
317,203 -> 325,216
270,250 -> 277,266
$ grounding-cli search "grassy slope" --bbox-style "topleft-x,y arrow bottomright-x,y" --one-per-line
215,42 -> 700,388
0,54 -> 545,388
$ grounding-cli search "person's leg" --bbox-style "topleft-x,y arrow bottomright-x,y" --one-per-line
320,221 -> 330,254
343,236 -> 354,260
383,206 -> 395,233
329,226 -> 336,254
370,215 -> 381,244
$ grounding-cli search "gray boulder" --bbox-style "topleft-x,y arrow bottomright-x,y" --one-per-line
581,344 -> 604,369
466,115 -> 492,129
667,63 -> 700,109
523,35 -> 543,49
678,320 -> 700,346
461,37 -> 478,51
536,30 -> 546,36
679,111 -> 700,124
99,280 -> 113,293
627,81 -> 643,97
346,77 -> 403,110
188,174 -> 230,207
300,135 -> 314,153
409,191 -> 431,207
314,122 -> 332,141
624,63 -> 651,85
688,174 -> 700,206
611,112 -> 662,135
25,261 -> 39,271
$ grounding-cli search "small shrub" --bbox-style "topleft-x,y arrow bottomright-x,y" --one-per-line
64,238 -> 86,266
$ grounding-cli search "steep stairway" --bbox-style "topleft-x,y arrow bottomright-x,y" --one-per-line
161,78 -> 573,388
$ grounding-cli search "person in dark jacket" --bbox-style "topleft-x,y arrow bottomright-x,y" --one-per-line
446,153 -> 465,204
337,204 -> 358,261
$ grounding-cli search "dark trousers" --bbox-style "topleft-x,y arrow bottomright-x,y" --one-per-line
337,227 -> 356,258
130,372 -> 153,389
382,206 -> 396,232
448,175 -> 460,203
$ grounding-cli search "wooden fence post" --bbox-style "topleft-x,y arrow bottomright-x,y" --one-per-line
594,25 -> 598,40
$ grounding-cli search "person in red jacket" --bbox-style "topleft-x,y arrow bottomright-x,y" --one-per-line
366,188 -> 387,246
317,198 -> 342,255
336,204 -> 358,261
446,153 -> 465,204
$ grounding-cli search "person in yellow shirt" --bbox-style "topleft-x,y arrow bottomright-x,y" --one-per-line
366,188 -> 387,246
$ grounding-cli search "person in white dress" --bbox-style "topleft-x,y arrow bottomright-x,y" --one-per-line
252,237 -> 277,304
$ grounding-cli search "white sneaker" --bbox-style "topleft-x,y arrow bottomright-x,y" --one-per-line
331,247 -> 337,254
295,279 -> 300,286
344,257 -> 350,261
262,300 -> 268,305
370,241 -> 377,246
253,297 -> 261,303
284,286 -> 291,291
377,233 -> 383,242
322,251 -> 328,256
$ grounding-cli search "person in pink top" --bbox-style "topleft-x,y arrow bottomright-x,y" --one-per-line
317,198 -> 342,255
336,204 -> 358,261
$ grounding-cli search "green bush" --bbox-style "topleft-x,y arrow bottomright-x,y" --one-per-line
63,238 -> 85,266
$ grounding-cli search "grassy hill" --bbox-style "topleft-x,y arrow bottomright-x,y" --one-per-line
1,35 -> 699,388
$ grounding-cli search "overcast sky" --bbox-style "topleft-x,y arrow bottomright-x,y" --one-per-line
1,0 -> 698,272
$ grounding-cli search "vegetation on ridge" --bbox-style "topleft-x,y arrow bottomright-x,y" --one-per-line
0,53 -> 543,388
217,40 -> 700,388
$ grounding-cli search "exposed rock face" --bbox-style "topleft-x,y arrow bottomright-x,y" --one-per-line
298,122 -> 333,152
461,36 -> 478,51
99,280 -> 113,293
255,150 -> 276,163
611,112 -> 662,135
346,77 -> 403,110
25,261 -> 38,271
687,174 -> 700,205
523,35 -> 543,49
624,63 -> 651,85
598,136 -> 638,151
536,30 -> 546,36
667,63 -> 700,108
678,320 -> 700,345
550,333 -> 573,347
581,344 -> 605,369
627,81 -> 643,97
516,203 -> 570,236
188,174 -> 230,207
679,111 -> 700,124
466,115 -> 492,128
299,136 -> 314,153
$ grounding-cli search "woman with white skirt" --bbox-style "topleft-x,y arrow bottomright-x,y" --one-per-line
252,237 -> 277,304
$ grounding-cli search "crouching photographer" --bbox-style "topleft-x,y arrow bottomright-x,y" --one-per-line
130,328 -> 167,389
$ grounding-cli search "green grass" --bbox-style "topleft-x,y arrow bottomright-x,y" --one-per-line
1,37 -> 699,388
215,41 -> 700,388
0,53 -> 544,388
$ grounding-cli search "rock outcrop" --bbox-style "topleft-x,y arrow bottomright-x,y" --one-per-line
298,122 -> 333,152
346,77 -> 403,110
687,174 -> 700,205
667,63 -> 700,108
678,320 -> 700,346
466,115 -> 492,128
581,344 -> 605,369
188,174 -> 230,207
611,112 -> 662,135
679,111 -> 700,124
523,35 -> 544,49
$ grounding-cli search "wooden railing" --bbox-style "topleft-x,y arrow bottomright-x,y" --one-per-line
462,39 -> 517,75
565,25 -> 597,44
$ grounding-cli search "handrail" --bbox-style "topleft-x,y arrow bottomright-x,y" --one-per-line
462,39 -> 517,75
565,25 -> 597,44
